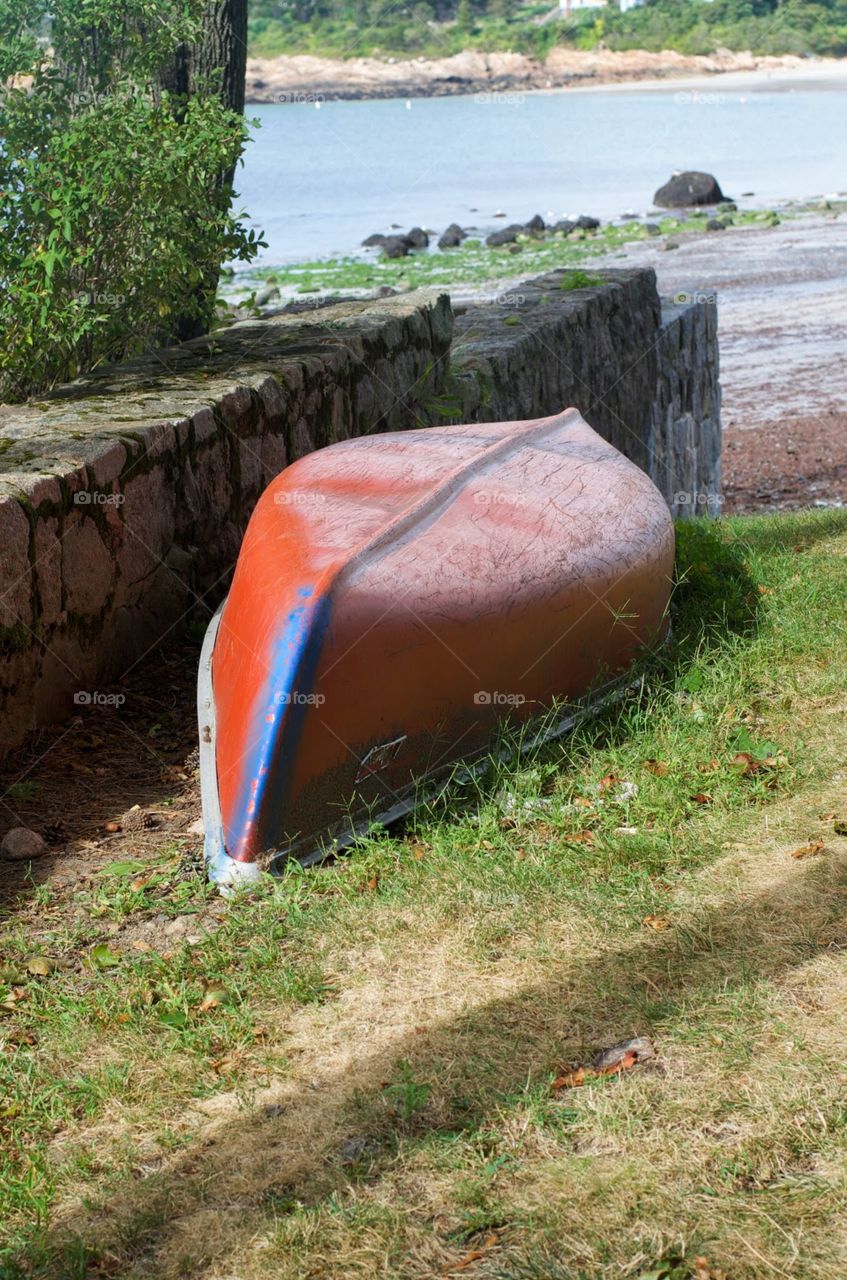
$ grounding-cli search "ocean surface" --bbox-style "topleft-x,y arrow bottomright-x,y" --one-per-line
235,82 -> 847,264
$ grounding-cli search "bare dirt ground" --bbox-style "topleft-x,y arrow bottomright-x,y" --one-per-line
604,211 -> 847,513
0,640 -> 203,909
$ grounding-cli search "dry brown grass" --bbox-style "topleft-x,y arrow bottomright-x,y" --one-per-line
26,765 -> 846,1280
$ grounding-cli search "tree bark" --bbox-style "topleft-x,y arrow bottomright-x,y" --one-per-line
160,0 -> 246,117
159,0 -> 248,338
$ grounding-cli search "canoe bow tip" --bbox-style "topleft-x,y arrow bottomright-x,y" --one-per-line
205,833 -> 264,892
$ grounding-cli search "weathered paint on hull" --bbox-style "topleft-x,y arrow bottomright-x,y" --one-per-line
200,410 -> 675,885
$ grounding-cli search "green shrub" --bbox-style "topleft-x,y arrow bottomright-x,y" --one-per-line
0,0 -> 263,403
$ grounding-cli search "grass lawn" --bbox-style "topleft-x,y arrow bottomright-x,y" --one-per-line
2,508 -> 847,1279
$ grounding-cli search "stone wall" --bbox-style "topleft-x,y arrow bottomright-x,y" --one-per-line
0,270 -> 719,753
446,267 -> 721,511
0,293 -> 452,753
648,296 -> 721,518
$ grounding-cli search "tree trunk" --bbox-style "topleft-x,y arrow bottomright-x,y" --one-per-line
159,0 -> 248,338
160,0 -> 246,117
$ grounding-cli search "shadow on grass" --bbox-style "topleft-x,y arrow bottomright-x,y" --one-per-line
12,837 -> 847,1280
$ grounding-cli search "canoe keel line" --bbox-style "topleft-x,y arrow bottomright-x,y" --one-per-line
198,410 -> 675,888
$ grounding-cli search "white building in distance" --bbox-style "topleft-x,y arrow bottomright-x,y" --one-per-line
560,0 -> 646,12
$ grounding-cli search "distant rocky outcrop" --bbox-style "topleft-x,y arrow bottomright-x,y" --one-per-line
244,50 -> 817,105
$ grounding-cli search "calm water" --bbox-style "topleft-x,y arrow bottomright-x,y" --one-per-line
236,85 -> 847,265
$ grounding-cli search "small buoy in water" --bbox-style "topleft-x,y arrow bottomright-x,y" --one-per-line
405,99 -> 412,109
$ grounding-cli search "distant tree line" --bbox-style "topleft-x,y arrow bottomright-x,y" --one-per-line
247,0 -> 847,58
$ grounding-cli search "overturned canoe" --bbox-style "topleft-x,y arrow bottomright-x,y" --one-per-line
199,409 -> 674,887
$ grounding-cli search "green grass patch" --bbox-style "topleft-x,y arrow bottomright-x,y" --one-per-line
3,510 -> 847,1278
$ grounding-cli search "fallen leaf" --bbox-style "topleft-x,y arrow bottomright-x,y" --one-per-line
643,759 -> 669,776
590,1035 -> 656,1075
731,751 -> 760,775
211,1051 -> 244,1075
104,820 -> 121,833
697,759 -> 721,773
598,773 -> 619,791
693,1258 -> 730,1280
690,792 -> 713,805
198,983 -> 230,1013
552,1037 -> 656,1093
790,839 -> 825,860
444,1233 -> 499,1273
130,939 -> 152,953
7,1030 -> 36,1046
565,830 -> 594,845
551,1064 -> 586,1091
573,796 -> 594,809
25,956 -> 55,976
643,915 -> 670,931
90,944 -> 121,969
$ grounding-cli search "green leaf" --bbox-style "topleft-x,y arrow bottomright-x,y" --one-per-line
97,860 -> 146,876
90,944 -> 122,969
158,1010 -> 188,1029
730,727 -> 780,760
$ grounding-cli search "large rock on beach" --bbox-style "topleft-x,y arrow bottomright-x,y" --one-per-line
406,226 -> 429,248
486,223 -> 524,248
654,171 -> 725,208
438,223 -> 466,249
382,235 -> 412,258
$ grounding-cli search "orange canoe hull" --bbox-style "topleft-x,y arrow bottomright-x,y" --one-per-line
198,410 -> 674,885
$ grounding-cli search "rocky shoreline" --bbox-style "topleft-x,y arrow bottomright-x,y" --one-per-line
245,48 -> 839,104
